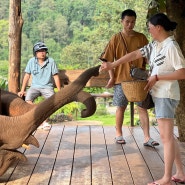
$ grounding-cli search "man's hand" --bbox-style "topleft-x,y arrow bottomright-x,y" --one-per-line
18,91 -> 25,97
105,78 -> 115,88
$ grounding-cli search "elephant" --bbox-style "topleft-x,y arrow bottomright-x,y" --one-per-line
1,87 -> 96,118
0,65 -> 100,176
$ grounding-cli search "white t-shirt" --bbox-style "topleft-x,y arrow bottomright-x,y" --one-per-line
140,36 -> 185,100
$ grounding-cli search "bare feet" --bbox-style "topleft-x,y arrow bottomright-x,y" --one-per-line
171,175 -> 185,183
147,179 -> 172,185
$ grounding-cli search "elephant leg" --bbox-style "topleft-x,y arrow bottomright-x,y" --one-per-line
0,149 -> 27,176
24,135 -> 40,148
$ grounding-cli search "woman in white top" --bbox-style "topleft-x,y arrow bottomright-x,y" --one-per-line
100,13 -> 185,185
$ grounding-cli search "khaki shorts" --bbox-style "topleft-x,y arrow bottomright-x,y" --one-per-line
25,87 -> 55,102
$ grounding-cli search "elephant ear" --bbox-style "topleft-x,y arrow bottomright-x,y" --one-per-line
73,90 -> 96,118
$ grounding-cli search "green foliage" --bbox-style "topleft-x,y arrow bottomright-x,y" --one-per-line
0,78 -> 8,90
0,60 -> 8,79
77,107 -> 140,126
147,0 -> 166,19
0,0 -> 153,117
83,87 -> 106,94
55,102 -> 79,116
0,20 -> 9,60
0,0 -> 150,71
0,1 -> 9,19
0,60 -> 8,90
34,89 -> 79,118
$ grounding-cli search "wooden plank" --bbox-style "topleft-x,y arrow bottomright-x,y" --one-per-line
130,126 -> 164,183
70,126 -> 91,185
91,125 -> 112,185
103,126 -> 133,184
25,125 -> 64,185
0,147 -> 26,185
155,125 -> 185,167
123,126 -> 154,185
0,125 -> 183,185
135,126 -> 177,185
49,125 -> 77,185
0,130 -> 49,185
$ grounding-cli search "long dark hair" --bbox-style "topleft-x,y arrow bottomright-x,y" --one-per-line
149,13 -> 177,31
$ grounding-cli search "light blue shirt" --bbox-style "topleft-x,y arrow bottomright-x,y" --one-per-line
25,57 -> 59,89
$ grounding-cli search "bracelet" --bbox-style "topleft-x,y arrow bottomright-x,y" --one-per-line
155,75 -> 159,81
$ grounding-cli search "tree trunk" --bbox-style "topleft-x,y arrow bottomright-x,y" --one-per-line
166,0 -> 185,141
8,0 -> 23,93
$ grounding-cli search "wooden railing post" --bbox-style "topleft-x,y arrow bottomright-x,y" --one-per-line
0,89 -> 1,114
130,102 -> 134,126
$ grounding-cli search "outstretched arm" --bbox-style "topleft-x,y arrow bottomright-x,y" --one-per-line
100,49 -> 142,71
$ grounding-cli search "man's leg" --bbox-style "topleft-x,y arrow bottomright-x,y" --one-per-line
137,106 -> 150,143
115,106 -> 127,137
137,106 -> 159,146
25,88 -> 40,104
40,88 -> 55,130
113,84 -> 128,144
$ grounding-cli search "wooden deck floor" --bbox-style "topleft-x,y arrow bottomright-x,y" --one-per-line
0,122 -> 184,185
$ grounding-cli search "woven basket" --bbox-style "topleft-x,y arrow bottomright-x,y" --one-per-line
121,80 -> 148,102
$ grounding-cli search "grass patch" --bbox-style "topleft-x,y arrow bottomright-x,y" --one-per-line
76,104 -> 156,126
77,108 -> 140,126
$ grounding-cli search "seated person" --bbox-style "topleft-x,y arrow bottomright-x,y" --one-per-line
18,42 -> 61,130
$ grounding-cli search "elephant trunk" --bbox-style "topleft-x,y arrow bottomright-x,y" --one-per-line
72,91 -> 96,118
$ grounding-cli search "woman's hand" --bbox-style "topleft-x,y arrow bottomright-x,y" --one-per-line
99,62 -> 114,72
144,75 -> 158,91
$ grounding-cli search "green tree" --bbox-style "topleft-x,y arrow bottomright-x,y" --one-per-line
0,20 -> 9,60
0,0 -> 9,19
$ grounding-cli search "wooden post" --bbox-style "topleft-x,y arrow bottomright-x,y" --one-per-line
130,102 -> 134,126
8,0 -> 23,93
0,89 -> 1,114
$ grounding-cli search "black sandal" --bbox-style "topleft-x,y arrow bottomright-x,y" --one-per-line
144,138 -> 159,147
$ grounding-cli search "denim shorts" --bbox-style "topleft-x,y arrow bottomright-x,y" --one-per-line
25,87 -> 55,102
152,97 -> 179,119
